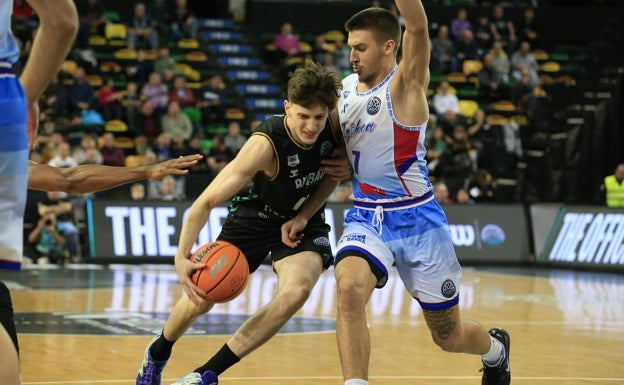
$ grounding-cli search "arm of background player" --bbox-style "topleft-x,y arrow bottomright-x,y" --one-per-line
27,154 -> 202,194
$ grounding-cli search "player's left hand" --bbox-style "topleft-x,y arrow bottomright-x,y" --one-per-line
281,216 -> 307,248
26,101 -> 39,151
321,148 -> 353,181
145,154 -> 203,179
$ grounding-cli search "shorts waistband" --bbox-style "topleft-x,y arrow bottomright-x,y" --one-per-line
353,190 -> 434,211
0,62 -> 15,76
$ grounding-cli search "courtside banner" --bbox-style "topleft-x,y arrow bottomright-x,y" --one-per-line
86,200 -> 530,263
537,205 -> 624,268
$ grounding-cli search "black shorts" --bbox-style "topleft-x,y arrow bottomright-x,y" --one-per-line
217,204 -> 333,272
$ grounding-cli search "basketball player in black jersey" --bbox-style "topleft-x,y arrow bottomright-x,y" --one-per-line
135,61 -> 351,385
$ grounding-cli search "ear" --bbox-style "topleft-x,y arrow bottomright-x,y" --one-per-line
283,99 -> 291,115
384,39 -> 396,56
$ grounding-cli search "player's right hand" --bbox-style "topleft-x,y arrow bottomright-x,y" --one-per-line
174,255 -> 206,307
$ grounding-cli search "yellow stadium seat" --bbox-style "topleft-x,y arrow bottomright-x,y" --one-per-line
462,59 -> 483,76
539,61 -> 561,73
125,155 -> 145,168
178,38 -> 199,49
105,23 -> 127,40
105,119 -> 128,133
458,100 -> 479,118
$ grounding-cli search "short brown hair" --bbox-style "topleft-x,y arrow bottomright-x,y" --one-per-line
345,7 -> 402,55
287,61 -> 341,110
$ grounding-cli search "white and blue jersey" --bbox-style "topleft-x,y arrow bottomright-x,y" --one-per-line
336,66 -> 461,310
0,1 -> 28,271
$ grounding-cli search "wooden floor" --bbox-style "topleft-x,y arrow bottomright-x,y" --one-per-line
2,263 -> 624,385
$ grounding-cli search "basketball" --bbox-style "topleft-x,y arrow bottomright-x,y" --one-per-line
189,240 -> 249,303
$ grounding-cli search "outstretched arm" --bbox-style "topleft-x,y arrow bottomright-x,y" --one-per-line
28,154 -> 203,194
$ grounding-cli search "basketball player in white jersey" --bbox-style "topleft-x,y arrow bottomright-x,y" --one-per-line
1,1 -> 77,383
283,2 -> 510,385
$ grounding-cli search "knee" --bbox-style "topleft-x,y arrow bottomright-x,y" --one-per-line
336,276 -> 368,312
277,282 -> 313,309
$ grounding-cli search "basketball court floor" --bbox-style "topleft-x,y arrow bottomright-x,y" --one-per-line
2,262 -> 623,385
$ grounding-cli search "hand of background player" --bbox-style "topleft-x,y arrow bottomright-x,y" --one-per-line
321,148 -> 353,181
27,101 -> 39,151
281,215 -> 307,248
145,154 -> 203,179
174,254 -> 207,306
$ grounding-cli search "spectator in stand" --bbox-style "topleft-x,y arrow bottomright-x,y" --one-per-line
72,134 -> 103,165
453,29 -> 480,73
27,212 -> 68,265
441,126 -> 477,194
425,126 -> 448,176
311,34 -> 329,65
450,8 -> 472,42
434,181 -> 454,205
126,49 -> 154,88
48,142 -> 78,169
197,74 -> 226,126
68,66 -> 94,116
432,80 -> 459,119
97,77 -> 123,122
510,41 -> 539,87
130,183 -> 147,201
37,191 -> 79,262
602,163 -> 624,208
100,132 -> 126,167
168,0 -> 198,41
490,5 -> 517,55
511,66 -> 537,114
321,53 -> 341,78
11,0 -> 38,44
455,188 -> 475,205
490,41 -> 511,83
148,175 -> 185,201
127,2 -> 159,51
273,21 -> 300,62
475,15 -> 492,51
430,25 -> 454,73
223,121 -> 247,156
141,72 -> 169,114
153,132 -> 173,162
168,75 -> 195,108
206,135 -> 234,177
468,168 -> 496,203
153,46 -> 178,84
477,53 -> 508,102
148,0 -> 170,41
136,100 -> 162,145
41,74 -> 69,119
332,39 -> 351,74
76,0 -> 107,49
517,8 -> 539,48
439,109 -> 468,144
120,81 -> 144,131
162,100 -> 194,147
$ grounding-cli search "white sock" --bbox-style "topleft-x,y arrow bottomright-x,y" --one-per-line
345,379 -> 368,385
482,335 -> 505,366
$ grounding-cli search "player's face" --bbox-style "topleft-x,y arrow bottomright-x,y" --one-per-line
348,29 -> 386,84
284,101 -> 329,147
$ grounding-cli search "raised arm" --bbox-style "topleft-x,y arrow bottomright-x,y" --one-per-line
28,154 -> 202,194
391,0 -> 431,126
22,0 -> 78,148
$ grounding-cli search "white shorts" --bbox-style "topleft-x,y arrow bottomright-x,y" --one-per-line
336,194 -> 462,310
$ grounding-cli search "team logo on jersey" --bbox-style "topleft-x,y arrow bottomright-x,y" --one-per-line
289,169 -> 300,178
342,91 -> 351,99
441,279 -> 457,298
366,96 -> 382,115
320,140 -> 333,158
287,154 -> 300,167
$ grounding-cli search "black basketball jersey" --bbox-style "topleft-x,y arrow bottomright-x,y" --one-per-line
230,115 -> 339,220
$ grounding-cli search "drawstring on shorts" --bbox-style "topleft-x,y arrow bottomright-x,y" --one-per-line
372,205 -> 384,235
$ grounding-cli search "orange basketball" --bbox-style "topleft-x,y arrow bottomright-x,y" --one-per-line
189,240 -> 249,303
